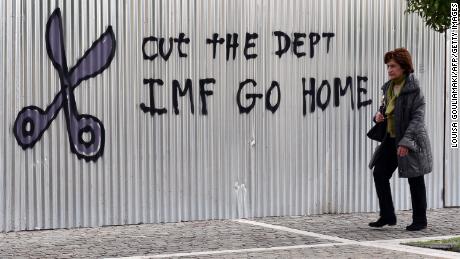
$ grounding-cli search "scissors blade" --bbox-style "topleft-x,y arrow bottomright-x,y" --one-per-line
45,8 -> 68,76
68,26 -> 116,88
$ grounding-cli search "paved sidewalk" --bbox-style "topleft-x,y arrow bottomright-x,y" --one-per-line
0,208 -> 459,258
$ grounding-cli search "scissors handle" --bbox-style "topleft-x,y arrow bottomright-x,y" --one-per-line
67,112 -> 105,160
13,93 -> 64,148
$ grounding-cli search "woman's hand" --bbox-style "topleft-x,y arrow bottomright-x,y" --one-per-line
397,146 -> 409,157
375,112 -> 385,123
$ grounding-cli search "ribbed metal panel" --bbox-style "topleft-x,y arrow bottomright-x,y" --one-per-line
0,0 -> 450,232
445,27 -> 460,207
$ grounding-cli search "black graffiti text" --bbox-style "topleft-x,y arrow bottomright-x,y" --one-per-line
206,33 -> 259,60
302,76 -> 371,115
140,78 -> 216,115
236,79 -> 281,114
142,33 -> 190,61
274,31 -> 335,58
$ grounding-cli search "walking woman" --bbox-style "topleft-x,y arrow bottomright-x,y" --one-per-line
368,48 -> 433,231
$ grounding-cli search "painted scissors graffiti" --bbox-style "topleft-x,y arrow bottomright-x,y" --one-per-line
13,8 -> 116,161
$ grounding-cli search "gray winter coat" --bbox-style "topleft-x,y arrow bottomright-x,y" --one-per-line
368,74 -> 433,178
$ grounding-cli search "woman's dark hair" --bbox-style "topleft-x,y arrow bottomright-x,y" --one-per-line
384,48 -> 414,75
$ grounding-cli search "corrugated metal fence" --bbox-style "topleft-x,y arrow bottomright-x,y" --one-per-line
0,0 -> 457,232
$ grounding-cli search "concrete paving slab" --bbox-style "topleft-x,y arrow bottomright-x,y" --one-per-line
0,219 -> 331,258
254,208 -> 460,241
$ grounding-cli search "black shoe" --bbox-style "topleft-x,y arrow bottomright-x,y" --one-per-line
406,223 -> 427,231
369,217 -> 397,228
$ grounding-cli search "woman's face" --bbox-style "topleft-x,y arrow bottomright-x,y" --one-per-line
386,59 -> 404,80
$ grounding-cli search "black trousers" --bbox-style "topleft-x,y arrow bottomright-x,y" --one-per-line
372,137 -> 427,224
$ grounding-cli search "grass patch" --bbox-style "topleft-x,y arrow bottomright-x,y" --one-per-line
404,237 -> 460,252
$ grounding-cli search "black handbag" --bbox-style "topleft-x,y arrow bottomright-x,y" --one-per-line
367,120 -> 387,142
367,95 -> 387,142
